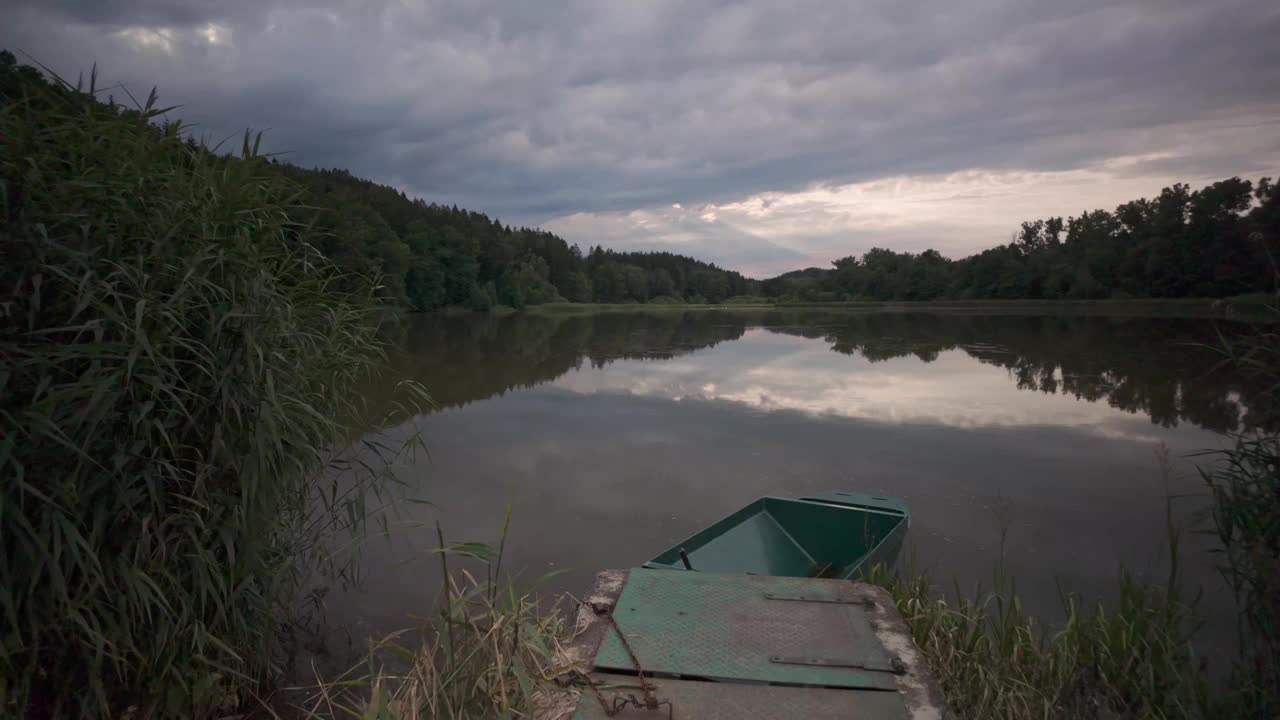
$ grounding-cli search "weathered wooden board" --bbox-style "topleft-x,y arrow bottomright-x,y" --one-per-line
546,569 -> 948,720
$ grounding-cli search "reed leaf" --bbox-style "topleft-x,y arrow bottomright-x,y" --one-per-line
2,57 -> 426,718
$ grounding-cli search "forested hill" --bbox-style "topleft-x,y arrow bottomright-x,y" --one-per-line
4,52 -> 1275,309
283,163 -> 1277,308
275,164 -> 755,309
1,51 -> 754,311
257,162 -> 1280,308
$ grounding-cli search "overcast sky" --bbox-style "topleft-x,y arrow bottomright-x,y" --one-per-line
5,1 -> 1279,276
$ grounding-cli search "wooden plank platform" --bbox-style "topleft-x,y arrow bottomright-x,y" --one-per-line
544,569 -> 948,720
574,674 -> 910,719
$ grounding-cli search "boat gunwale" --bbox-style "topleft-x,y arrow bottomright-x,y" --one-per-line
643,494 -> 909,576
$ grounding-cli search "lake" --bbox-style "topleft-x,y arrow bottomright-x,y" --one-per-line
320,308 -> 1259,667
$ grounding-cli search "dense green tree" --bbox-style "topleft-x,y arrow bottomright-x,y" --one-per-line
590,261 -> 630,302
323,205 -> 411,302
624,265 -> 650,302
499,255 -> 560,308
436,227 -> 481,305
272,163 -> 756,311
402,221 -> 446,311
777,177 -> 1276,303
558,270 -> 593,302
690,269 -> 730,303
649,268 -> 676,297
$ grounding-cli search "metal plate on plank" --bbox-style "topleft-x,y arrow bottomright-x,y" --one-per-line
594,570 -> 898,690
770,655 -> 903,673
573,674 -> 910,720
764,591 -> 874,604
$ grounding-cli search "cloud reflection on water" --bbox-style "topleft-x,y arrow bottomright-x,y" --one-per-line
553,328 -> 1216,445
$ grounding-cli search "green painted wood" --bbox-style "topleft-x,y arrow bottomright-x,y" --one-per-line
678,511 -> 814,576
643,492 -> 909,578
594,570 -> 900,690
800,490 -> 910,516
573,674 -> 911,719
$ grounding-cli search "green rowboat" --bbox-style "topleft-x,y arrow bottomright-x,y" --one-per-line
559,493 -> 941,719
642,490 -> 909,578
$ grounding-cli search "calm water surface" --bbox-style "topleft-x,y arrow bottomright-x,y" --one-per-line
324,309 -> 1259,663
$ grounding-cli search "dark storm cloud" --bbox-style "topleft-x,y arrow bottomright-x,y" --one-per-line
4,0 -> 1278,226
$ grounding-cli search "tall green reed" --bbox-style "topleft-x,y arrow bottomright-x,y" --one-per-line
1200,283 -> 1279,715
1,56 -> 425,717
867,456 -> 1212,720
281,517 -> 574,720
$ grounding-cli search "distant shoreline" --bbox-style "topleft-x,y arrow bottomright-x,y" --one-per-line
490,295 -> 1278,320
